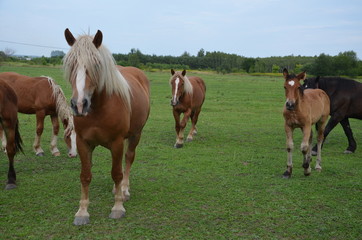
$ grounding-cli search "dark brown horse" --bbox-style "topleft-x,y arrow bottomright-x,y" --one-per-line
63,28 -> 150,225
169,69 -> 206,148
0,78 -> 23,190
282,69 -> 330,178
0,72 -> 77,157
303,76 -> 362,154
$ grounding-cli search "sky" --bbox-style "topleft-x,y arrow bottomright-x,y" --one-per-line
1,0 -> 362,58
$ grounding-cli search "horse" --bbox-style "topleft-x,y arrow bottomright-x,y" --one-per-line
169,69 -> 206,148
282,69 -> 330,178
63,28 -> 150,225
303,76 -> 362,154
0,72 -> 77,158
0,77 -> 23,190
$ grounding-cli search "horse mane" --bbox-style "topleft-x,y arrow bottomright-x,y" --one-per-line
43,76 -> 74,135
63,34 -> 131,109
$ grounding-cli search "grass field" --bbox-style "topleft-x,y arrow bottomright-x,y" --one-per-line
0,65 -> 361,239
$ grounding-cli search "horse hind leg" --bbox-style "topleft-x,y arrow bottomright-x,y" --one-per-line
50,115 -> 60,156
315,121 -> 326,172
3,121 -> 17,190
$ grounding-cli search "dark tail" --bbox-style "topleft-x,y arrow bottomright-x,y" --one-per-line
14,119 -> 23,154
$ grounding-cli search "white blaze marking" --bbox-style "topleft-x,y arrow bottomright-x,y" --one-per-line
76,66 -> 86,104
288,80 -> 295,86
173,78 -> 180,101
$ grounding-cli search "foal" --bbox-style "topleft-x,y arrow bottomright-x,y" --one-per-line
170,69 -> 206,148
282,69 -> 330,178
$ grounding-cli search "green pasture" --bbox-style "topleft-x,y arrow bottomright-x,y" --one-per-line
0,65 -> 361,239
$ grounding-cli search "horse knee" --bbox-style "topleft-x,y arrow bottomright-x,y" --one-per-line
300,143 -> 309,153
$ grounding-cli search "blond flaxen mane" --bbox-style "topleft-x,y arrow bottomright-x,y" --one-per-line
63,34 -> 131,109
43,76 -> 74,136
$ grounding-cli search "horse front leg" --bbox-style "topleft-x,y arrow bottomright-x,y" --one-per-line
73,139 -> 93,225
301,126 -> 312,176
283,125 -> 294,178
176,109 -> 191,148
50,115 -> 60,156
173,110 -> 182,148
109,138 -> 126,219
33,111 -> 45,156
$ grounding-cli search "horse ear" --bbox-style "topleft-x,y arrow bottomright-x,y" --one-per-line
65,28 -> 76,46
171,69 -> 175,75
93,30 -> 103,48
283,68 -> 289,80
182,70 -> 186,76
297,71 -> 306,81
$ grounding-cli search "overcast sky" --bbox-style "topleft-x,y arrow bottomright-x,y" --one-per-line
1,0 -> 362,58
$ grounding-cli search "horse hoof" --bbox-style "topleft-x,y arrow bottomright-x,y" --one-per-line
343,150 -> 353,154
311,150 -> 317,156
186,137 -> 193,142
5,183 -> 17,190
73,216 -> 90,225
122,191 -> 130,202
282,171 -> 291,179
36,152 -> 45,157
174,143 -> 183,148
315,168 -> 322,172
109,210 -> 125,219
52,152 -> 61,157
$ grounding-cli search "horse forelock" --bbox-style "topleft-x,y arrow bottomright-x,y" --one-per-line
63,34 -> 131,109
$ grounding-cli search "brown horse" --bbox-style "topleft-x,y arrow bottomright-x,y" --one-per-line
0,78 -> 23,190
169,69 -> 206,148
0,72 -> 77,157
282,69 -> 330,178
63,28 -> 150,225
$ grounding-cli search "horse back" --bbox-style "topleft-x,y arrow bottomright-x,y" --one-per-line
0,72 -> 56,114
320,77 -> 362,119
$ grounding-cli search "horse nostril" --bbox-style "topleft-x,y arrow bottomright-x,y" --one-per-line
83,99 -> 88,109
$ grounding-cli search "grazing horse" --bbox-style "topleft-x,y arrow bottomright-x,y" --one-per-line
63,28 -> 150,225
169,69 -> 206,148
303,76 -> 362,154
0,78 -> 23,190
282,69 -> 330,178
0,72 -> 77,157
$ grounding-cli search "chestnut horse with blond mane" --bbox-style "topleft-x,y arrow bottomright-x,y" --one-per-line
282,69 -> 330,178
0,78 -> 23,190
169,69 -> 206,148
0,72 -> 77,158
63,28 -> 150,225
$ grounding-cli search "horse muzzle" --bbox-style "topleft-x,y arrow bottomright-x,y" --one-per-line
285,101 -> 295,111
170,98 -> 179,106
71,98 -> 90,116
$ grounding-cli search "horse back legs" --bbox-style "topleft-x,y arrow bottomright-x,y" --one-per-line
186,109 -> 201,142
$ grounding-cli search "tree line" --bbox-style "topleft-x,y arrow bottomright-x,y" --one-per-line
1,49 -> 361,77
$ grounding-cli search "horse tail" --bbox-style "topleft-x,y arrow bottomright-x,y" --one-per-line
44,76 -> 74,132
14,119 -> 23,154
